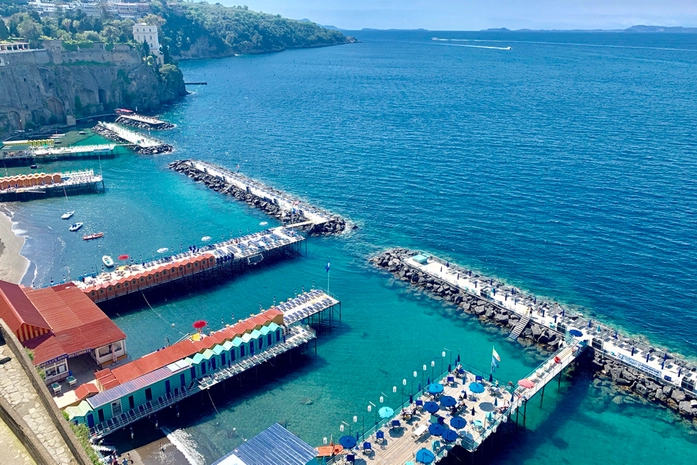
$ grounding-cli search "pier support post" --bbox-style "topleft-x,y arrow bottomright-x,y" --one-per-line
540,385 -> 545,406
523,400 -> 527,427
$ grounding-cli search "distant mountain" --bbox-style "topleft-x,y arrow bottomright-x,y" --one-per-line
624,25 -> 697,33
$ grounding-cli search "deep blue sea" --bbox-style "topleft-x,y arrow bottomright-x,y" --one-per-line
8,30 -> 697,463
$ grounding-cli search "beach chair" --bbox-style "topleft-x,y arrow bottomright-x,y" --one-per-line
391,419 -> 402,430
362,442 -> 373,455
432,439 -> 441,453
375,430 -> 385,444
345,454 -> 355,464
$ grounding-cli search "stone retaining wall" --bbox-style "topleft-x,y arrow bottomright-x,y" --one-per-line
169,159 -> 348,235
371,248 -> 697,425
0,393 -> 57,465
0,320 -> 93,465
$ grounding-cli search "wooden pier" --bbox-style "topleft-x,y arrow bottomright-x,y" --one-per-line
170,159 -> 348,235
93,122 -> 173,154
325,340 -> 585,464
0,169 -> 104,201
74,227 -> 305,303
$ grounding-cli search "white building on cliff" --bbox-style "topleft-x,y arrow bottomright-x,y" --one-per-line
133,23 -> 163,65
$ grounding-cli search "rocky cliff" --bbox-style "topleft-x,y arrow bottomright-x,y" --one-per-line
0,40 -> 186,137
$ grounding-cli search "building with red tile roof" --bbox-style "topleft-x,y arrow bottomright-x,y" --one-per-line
0,280 -> 126,384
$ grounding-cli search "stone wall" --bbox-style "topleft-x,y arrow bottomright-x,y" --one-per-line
0,42 -> 186,137
372,248 -> 697,425
0,320 -> 93,465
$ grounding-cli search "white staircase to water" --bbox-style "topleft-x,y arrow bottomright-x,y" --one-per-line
508,314 -> 530,341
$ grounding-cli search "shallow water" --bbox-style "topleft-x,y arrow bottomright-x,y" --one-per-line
9,30 -> 697,463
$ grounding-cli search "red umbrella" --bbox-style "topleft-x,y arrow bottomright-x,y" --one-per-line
118,254 -> 129,261
518,379 -> 535,389
192,320 -> 207,330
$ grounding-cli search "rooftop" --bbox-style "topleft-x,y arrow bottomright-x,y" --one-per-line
213,423 -> 317,465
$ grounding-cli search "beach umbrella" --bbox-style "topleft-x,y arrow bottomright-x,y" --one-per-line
449,416 -> 467,429
428,423 -> 445,436
442,428 -> 458,443
456,354 -> 460,363
378,406 -> 394,419
193,320 -> 207,330
448,363 -> 452,373
468,382 -> 485,394
424,401 -> 440,414
440,396 -> 456,407
486,412 -> 495,422
471,407 -> 476,416
518,379 -> 535,389
339,435 -> 356,449
118,254 -> 129,261
479,402 -> 494,412
494,398 -> 498,407
416,449 -> 435,464
427,383 -> 444,395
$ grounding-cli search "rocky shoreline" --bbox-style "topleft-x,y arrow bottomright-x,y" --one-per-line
371,248 -> 697,425
92,123 -> 173,155
169,160 -> 348,235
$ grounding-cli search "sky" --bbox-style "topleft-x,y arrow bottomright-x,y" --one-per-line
224,0 -> 697,31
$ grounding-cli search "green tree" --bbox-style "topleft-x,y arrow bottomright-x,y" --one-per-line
0,19 -> 8,40
18,18 -> 42,47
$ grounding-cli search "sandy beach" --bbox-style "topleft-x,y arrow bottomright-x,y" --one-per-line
0,208 -> 30,284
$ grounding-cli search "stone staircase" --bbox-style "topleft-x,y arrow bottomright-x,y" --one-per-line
507,314 -> 530,341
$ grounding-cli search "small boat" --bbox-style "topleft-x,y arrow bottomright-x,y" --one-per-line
69,222 -> 83,231
30,164 -> 38,169
78,131 -> 86,135
157,247 -> 168,253
61,211 -> 74,220
201,236 -> 211,242
259,221 -> 268,226
102,255 -> 114,267
83,232 -> 104,241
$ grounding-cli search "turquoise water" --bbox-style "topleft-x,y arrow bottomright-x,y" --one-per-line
9,30 -> 697,463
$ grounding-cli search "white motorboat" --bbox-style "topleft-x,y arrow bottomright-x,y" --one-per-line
69,222 -> 83,232
61,211 -> 75,220
102,255 -> 114,267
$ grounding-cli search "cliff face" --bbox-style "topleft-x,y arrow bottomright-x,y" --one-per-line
0,41 -> 186,137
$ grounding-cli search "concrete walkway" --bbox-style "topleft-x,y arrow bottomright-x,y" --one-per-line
0,416 -> 36,465
0,342 -> 76,465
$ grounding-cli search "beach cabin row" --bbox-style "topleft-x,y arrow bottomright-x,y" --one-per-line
0,172 -> 62,190
65,318 -> 285,434
85,254 -> 217,302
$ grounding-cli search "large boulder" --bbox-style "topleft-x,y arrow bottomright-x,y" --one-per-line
672,389 -> 686,402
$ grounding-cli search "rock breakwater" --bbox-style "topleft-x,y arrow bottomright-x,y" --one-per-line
372,248 -> 697,424
169,159 -> 348,236
92,123 -> 173,154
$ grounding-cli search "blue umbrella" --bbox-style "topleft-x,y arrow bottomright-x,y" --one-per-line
416,448 -> 436,464
440,395 -> 456,407
379,406 -> 394,419
468,382 -> 485,393
424,401 -> 440,413
450,416 -> 467,429
427,383 -> 444,395
442,428 -> 458,442
339,435 -> 356,449
428,423 -> 445,436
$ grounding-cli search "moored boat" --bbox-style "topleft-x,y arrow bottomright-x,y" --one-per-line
69,222 -> 83,231
61,211 -> 75,220
83,232 -> 104,241
102,255 -> 114,267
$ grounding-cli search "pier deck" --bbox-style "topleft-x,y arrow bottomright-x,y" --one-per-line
115,114 -> 175,130
170,160 -> 348,235
328,341 -> 585,464
93,122 -> 173,154
398,253 -> 695,398
277,290 -> 340,326
0,169 -> 103,201
74,227 -> 305,303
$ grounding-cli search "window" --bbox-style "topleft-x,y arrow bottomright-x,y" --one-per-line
190,366 -> 196,380
258,338 -> 263,350
98,346 -> 111,357
201,363 -> 206,375
145,388 -> 152,402
180,373 -> 186,388
240,344 -> 245,357
230,350 -> 236,362
113,341 -> 122,352
111,401 -> 122,417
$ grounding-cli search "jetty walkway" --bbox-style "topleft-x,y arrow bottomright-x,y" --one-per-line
93,122 -> 173,154
0,144 -> 118,166
170,159 -> 348,235
373,249 -> 697,422
115,113 -> 174,130
0,169 -> 103,202
326,339 -> 585,464
74,226 -> 305,303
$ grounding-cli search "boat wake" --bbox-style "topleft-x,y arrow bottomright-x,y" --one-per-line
162,427 -> 205,465
435,41 -> 512,51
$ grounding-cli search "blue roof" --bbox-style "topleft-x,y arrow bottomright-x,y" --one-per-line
88,367 -> 172,409
212,423 -> 317,465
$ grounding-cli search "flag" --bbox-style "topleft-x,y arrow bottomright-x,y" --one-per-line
491,347 -> 501,373
325,261 -> 331,273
